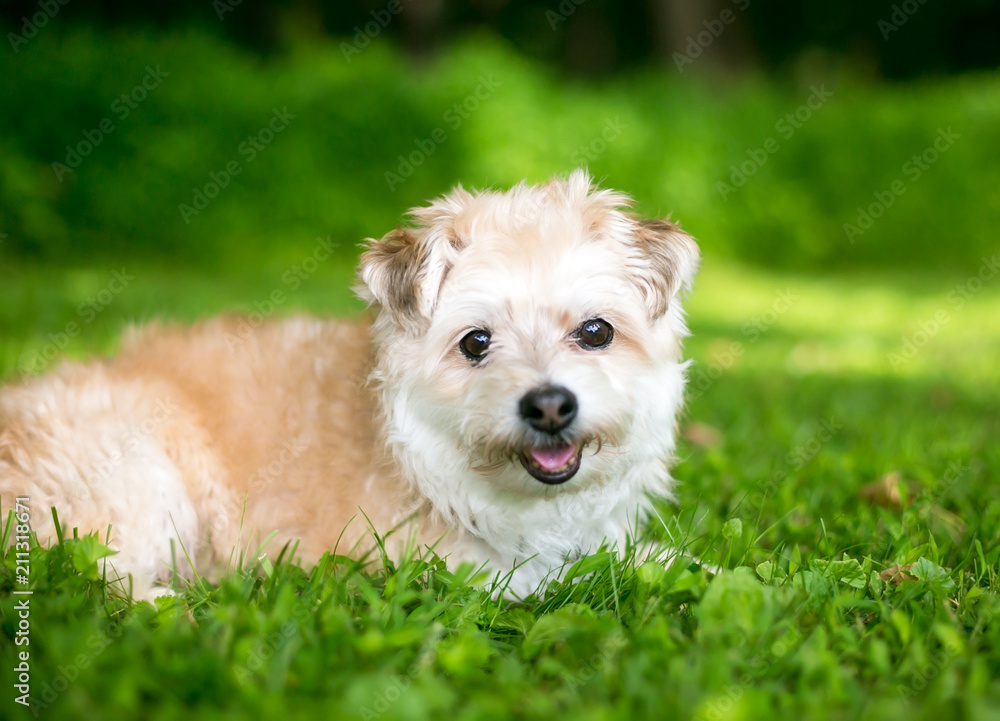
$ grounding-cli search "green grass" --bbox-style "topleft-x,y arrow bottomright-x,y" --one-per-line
2,258 -> 999,720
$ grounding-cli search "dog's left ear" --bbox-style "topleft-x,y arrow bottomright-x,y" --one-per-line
630,218 -> 700,319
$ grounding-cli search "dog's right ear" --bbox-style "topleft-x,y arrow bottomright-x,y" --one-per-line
356,225 -> 455,330
357,227 -> 422,323
358,187 -> 474,329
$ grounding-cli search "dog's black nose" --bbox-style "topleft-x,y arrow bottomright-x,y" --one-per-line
519,385 -> 577,434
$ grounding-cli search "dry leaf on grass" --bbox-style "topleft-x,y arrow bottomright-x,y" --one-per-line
880,563 -> 916,585
682,422 -> 723,449
859,471 -> 903,508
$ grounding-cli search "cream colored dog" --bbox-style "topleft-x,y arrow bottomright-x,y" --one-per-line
0,170 -> 698,599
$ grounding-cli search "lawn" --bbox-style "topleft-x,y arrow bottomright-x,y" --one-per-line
2,256 -> 999,720
3,20 -> 1000,721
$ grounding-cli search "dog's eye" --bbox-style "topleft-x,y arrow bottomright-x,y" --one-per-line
460,329 -> 491,361
576,319 -> 613,350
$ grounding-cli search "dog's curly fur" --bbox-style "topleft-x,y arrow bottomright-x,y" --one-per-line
0,170 -> 699,598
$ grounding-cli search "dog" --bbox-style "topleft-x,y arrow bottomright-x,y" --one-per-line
0,170 -> 699,599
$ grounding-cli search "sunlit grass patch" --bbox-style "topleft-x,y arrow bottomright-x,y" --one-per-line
687,259 -> 1000,387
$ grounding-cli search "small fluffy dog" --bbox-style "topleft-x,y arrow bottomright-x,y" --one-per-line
0,170 -> 699,599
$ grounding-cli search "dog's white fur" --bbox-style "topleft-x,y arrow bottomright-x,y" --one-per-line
0,170 -> 698,599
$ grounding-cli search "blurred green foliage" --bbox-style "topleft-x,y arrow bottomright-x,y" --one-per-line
1,28 -> 998,276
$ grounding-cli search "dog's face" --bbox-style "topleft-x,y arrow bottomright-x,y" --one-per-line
358,170 -> 698,500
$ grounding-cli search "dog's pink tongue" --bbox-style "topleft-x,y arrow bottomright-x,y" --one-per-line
529,444 -> 576,471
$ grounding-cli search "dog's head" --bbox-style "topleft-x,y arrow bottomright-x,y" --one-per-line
357,170 -> 698,499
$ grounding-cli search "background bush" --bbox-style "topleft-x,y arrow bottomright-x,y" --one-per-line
1,28 -> 997,276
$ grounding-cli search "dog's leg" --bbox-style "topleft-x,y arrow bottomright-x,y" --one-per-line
0,366 -> 204,599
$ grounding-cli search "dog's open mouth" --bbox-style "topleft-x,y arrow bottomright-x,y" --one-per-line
518,442 -> 583,484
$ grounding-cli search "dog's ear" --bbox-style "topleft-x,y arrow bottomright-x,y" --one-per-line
358,186 -> 474,328
630,218 -> 700,319
357,227 -> 422,323
357,225 -> 457,330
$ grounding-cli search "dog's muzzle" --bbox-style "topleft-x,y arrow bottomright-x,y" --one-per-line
517,385 -> 583,484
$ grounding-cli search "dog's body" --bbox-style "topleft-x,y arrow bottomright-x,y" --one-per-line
0,171 -> 699,598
